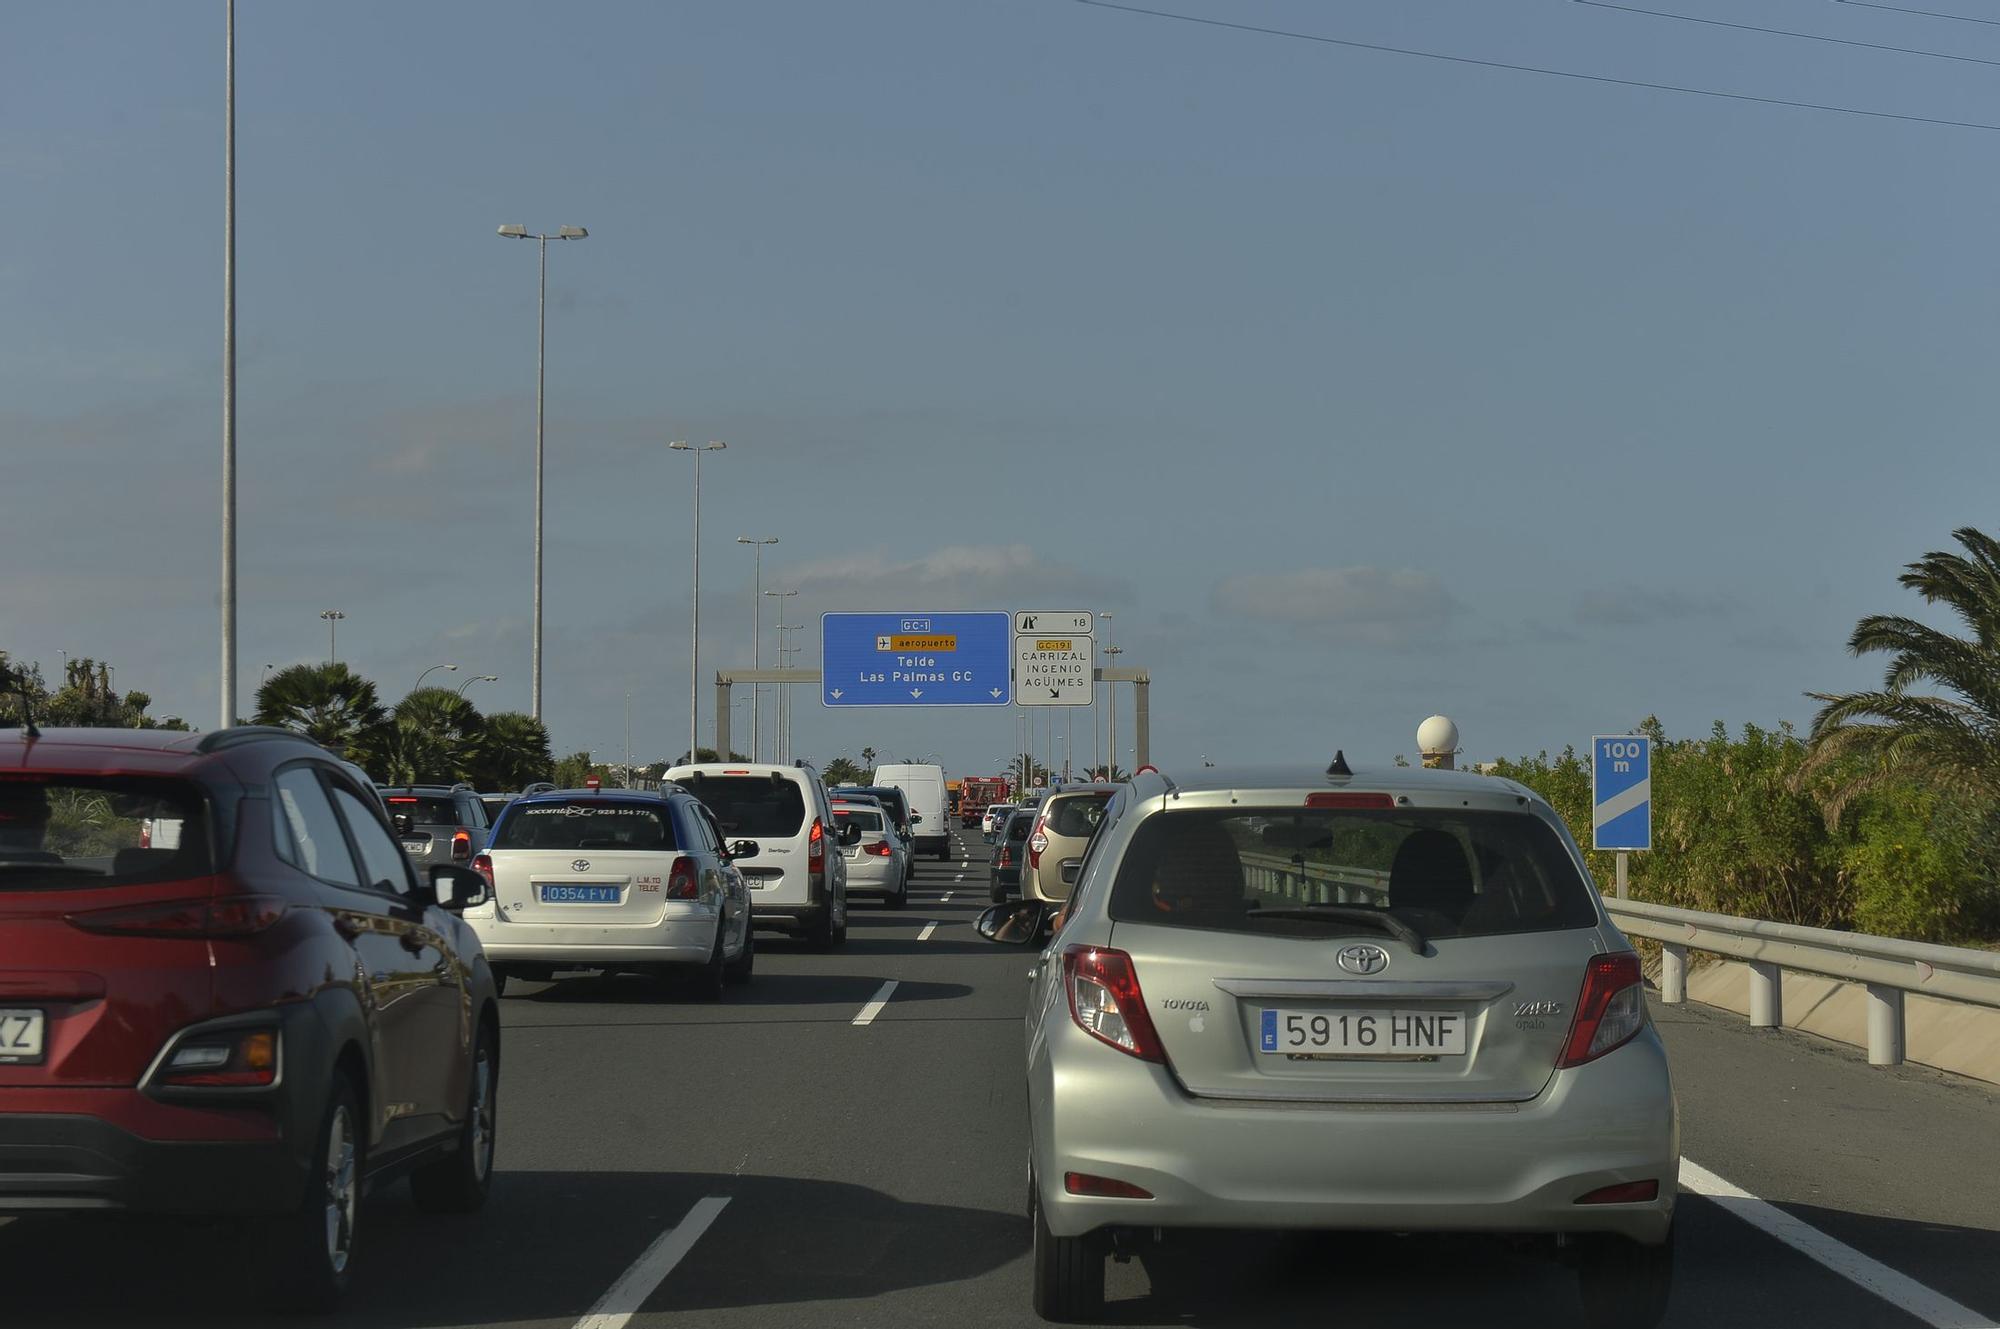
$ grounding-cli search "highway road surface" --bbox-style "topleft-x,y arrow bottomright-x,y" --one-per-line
3,826 -> 1996,1328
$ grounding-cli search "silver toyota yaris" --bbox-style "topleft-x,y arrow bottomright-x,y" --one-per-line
978,759 -> 1679,1326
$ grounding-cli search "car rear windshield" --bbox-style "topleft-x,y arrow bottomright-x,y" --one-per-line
382,795 -> 460,826
0,775 -> 211,890
684,777 -> 807,838
490,800 -> 677,851
1107,807 -> 1597,941
1045,793 -> 1111,838
1006,814 -> 1034,841
834,808 -> 883,832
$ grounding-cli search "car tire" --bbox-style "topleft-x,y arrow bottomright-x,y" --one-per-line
687,925 -> 727,1001
832,892 -> 849,944
409,1021 -> 498,1214
491,969 -> 509,998
991,881 -> 1006,905
936,844 -> 951,862
725,919 -> 755,984
886,880 -> 908,909
1030,1173 -> 1104,1323
264,1074 -> 364,1311
1575,1225 -> 1674,1329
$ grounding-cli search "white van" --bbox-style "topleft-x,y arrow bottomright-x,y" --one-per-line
871,763 -> 949,861
667,761 -> 852,947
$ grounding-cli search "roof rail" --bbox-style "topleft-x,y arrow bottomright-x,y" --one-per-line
520,781 -> 557,795
194,725 -> 321,755
450,781 -> 476,793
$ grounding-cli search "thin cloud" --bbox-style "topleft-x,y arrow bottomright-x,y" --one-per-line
1211,566 -> 1459,647
1574,587 -> 1739,627
782,544 -> 1130,607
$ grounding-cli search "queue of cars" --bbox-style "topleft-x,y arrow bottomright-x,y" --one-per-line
975,758 -> 1679,1328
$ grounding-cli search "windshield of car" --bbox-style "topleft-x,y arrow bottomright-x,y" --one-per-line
489,800 -> 676,851
0,776 -> 211,889
1046,793 -> 1111,838
834,808 -> 884,832
381,794 -> 460,826
685,777 -> 808,838
1108,807 -> 1597,941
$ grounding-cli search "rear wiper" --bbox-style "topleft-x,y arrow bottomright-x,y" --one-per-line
1245,904 -> 1428,954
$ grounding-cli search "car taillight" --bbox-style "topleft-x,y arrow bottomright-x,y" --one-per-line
66,893 -> 287,938
471,852 -> 495,893
998,846 -> 1013,867
1028,818 -> 1049,868
865,840 -> 893,857
156,1028 -> 279,1088
808,818 -> 825,875
452,829 -> 472,862
667,856 -> 699,900
1063,944 -> 1167,1064
1557,952 -> 1648,1068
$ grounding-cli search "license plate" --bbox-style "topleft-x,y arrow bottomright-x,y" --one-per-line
538,883 -> 622,904
402,841 -> 427,854
1260,1008 -> 1466,1057
0,1009 -> 46,1065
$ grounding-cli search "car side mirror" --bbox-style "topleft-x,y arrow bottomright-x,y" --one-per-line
976,901 -> 1048,946
728,839 -> 760,860
910,812 -> 924,825
428,863 -> 490,912
839,822 -> 863,846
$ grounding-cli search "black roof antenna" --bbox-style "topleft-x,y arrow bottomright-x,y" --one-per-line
1326,750 -> 1352,777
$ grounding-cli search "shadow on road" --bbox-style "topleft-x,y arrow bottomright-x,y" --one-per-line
506,970 -> 973,1008
0,1170 -> 1025,1329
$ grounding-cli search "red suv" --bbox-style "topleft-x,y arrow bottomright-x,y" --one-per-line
0,725 -> 502,1307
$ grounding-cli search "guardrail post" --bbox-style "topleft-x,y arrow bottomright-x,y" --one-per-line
1660,943 -> 1687,1005
1748,962 -> 1782,1028
1865,983 -> 1905,1066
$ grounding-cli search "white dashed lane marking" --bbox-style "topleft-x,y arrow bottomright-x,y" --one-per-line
852,980 -> 899,1026
574,1196 -> 731,1329
918,921 -> 938,941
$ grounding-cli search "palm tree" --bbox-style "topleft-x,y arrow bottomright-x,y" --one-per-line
473,712 -> 554,790
364,723 -> 454,787
821,756 -> 865,786
254,663 -> 385,753
390,687 -> 485,781
1803,526 -> 2000,816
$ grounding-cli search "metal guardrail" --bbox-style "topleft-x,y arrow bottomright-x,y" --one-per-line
1237,851 -> 1391,906
1603,897 -> 2000,1068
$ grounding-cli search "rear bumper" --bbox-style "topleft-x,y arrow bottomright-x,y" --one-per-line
750,902 -> 831,934
0,1109 -> 302,1214
475,912 -> 718,967
915,835 -> 949,855
843,859 -> 902,894
1033,1027 -> 1678,1245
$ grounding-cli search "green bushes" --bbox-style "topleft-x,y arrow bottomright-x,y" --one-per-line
1485,719 -> 2000,944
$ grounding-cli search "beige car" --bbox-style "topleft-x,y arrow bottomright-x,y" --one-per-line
1017,783 -> 1118,905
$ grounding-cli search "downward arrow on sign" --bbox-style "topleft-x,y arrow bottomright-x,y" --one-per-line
910,689 -> 924,699
829,689 -> 844,699
989,688 -> 1004,698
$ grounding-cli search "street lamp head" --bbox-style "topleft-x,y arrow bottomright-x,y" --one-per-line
444,664 -> 459,672
704,440 -> 727,452
479,674 -> 499,683
668,439 -> 690,452
556,226 -> 588,239
497,224 -> 529,238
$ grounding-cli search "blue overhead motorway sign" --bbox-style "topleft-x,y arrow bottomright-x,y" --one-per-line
820,612 -> 1012,707
1592,735 -> 1652,852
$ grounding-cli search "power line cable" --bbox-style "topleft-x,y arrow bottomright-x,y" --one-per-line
1072,0 -> 2000,132
1576,0 -> 2000,68
1833,0 -> 2000,27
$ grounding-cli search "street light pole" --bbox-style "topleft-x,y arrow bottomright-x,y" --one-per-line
766,589 -> 799,761
1096,612 -> 1113,779
414,664 -> 459,693
220,0 -> 237,732
1105,643 -> 1124,777
320,610 -> 346,665
737,536 -> 778,761
496,222 -> 587,721
670,441 -> 727,761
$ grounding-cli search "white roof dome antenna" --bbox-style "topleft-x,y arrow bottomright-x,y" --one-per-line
1417,715 -> 1460,770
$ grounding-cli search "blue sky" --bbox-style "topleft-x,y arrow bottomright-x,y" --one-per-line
5,0 -> 1996,776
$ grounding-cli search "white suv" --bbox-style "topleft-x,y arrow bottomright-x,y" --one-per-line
667,761 -> 852,948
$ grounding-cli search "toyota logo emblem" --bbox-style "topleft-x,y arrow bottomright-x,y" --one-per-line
1336,943 -> 1391,976
570,859 -> 591,872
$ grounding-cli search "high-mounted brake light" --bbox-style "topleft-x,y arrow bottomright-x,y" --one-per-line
387,796 -> 420,804
1063,944 -> 1168,1064
1305,792 -> 1396,809
1557,952 -> 1648,1068
666,855 -> 699,900
807,817 -> 825,876
67,893 -> 286,939
471,852 -> 496,894
451,828 -> 472,862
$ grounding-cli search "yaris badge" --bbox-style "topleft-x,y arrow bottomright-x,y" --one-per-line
1336,943 -> 1391,975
